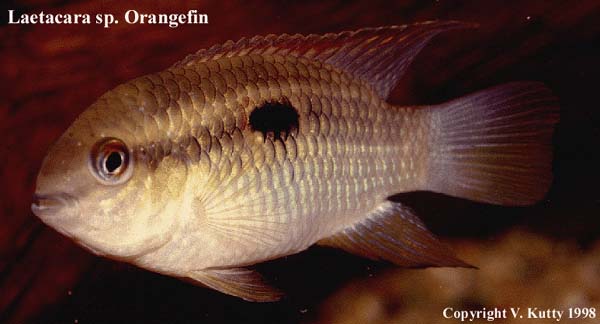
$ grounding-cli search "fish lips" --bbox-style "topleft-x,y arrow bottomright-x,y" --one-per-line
31,192 -> 80,225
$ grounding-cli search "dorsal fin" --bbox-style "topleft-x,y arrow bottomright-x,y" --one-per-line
174,21 -> 476,99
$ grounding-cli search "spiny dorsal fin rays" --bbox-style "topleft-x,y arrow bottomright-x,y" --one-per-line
174,21 -> 477,99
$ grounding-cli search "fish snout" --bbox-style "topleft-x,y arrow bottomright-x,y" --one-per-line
31,193 -> 77,218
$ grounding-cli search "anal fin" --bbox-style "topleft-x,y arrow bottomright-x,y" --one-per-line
318,201 -> 471,268
188,267 -> 283,302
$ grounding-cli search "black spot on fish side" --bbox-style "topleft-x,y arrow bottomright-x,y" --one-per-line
249,98 -> 299,141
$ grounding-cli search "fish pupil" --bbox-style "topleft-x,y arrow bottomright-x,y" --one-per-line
249,99 -> 299,140
105,151 -> 122,173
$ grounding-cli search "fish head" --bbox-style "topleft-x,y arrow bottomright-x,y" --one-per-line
32,92 -> 182,260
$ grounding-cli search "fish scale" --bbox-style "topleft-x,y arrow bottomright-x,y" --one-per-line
32,22 -> 558,301
153,55 -> 425,266
112,54 -> 409,265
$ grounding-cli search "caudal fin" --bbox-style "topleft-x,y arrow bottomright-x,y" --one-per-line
426,82 -> 559,206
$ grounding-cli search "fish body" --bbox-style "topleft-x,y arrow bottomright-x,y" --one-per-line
31,21 -> 558,301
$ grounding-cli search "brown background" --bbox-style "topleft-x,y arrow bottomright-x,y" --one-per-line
1,1 -> 599,323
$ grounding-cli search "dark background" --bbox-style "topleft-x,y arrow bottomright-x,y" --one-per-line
1,1 -> 599,323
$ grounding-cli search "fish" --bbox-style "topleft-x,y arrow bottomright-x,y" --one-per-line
31,21 -> 559,302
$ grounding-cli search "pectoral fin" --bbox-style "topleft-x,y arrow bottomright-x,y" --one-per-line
318,201 -> 471,268
188,267 -> 283,302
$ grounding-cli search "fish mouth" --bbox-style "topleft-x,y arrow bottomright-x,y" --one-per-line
31,193 -> 75,217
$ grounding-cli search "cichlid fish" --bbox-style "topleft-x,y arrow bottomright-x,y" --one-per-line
31,21 -> 559,301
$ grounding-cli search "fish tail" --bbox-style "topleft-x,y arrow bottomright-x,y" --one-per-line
425,82 -> 559,205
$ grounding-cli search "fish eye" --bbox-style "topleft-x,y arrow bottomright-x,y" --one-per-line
89,138 -> 133,185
